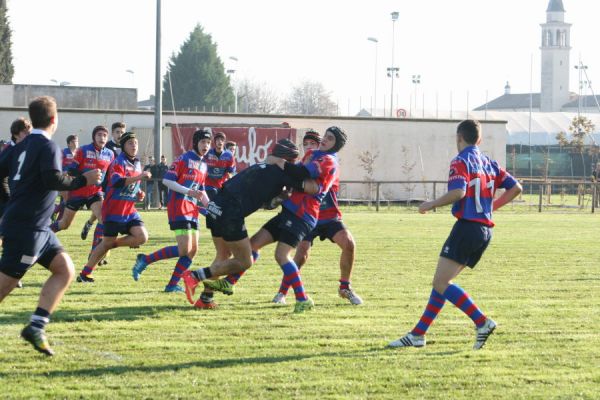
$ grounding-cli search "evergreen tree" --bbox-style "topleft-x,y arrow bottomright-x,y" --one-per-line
162,24 -> 234,111
0,2 -> 15,84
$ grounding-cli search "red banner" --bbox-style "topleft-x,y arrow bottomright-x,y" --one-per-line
171,126 -> 296,171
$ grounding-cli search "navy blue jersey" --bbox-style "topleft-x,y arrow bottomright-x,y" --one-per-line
0,131 -> 62,230
221,163 -> 300,217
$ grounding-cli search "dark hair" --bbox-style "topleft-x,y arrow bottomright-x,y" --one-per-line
66,134 -> 78,145
271,138 -> 299,161
111,122 -> 126,131
10,118 -> 32,140
28,96 -> 57,129
456,119 -> 481,145
92,125 -> 109,142
214,131 -> 226,141
225,141 -> 236,149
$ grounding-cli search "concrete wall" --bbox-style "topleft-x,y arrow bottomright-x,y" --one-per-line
0,107 -> 507,199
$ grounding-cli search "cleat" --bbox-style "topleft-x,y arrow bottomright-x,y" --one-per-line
80,220 -> 94,240
388,333 -> 426,348
194,298 -> 218,309
181,270 -> 199,304
131,254 -> 148,281
164,285 -> 184,293
16,280 -> 23,289
272,292 -> 287,305
293,297 -> 315,314
76,273 -> 95,283
203,279 -> 234,296
473,318 -> 497,350
339,287 -> 364,305
21,325 -> 54,356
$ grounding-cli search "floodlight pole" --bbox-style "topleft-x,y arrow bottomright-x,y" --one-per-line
154,0 -> 162,166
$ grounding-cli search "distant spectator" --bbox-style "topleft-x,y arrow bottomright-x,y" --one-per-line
225,141 -> 237,154
144,156 -> 156,207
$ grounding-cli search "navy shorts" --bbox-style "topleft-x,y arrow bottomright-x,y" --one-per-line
206,195 -> 247,242
0,229 -> 64,279
169,220 -> 198,231
66,193 -> 103,211
104,219 -> 144,237
303,220 -> 346,245
262,208 -> 313,248
440,219 -> 492,268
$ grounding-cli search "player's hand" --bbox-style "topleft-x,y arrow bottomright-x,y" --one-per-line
137,190 -> 145,202
418,201 -> 434,214
83,168 -> 102,185
141,171 -> 152,180
187,189 -> 202,200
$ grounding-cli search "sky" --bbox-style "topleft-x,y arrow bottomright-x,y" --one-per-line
5,0 -> 600,116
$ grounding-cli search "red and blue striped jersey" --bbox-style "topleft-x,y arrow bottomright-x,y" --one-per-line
102,153 -> 142,223
68,143 -> 114,200
204,148 -> 235,190
283,149 -> 338,228
448,145 -> 517,227
62,147 -> 76,169
316,174 -> 342,225
164,150 -> 207,224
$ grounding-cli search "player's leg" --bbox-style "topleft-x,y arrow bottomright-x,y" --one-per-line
274,239 -> 311,304
51,206 -> 77,232
78,235 -> 116,282
274,241 -> 313,313
113,225 -> 148,249
164,230 -> 196,293
0,271 -> 20,302
87,200 -> 104,257
81,211 -> 97,240
331,227 -> 363,305
132,221 -> 181,281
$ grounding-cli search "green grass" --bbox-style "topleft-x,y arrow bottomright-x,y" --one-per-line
1,209 -> 599,399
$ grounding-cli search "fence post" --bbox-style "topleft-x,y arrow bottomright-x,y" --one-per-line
376,182 -> 380,212
432,182 -> 437,212
592,183 -> 596,214
538,184 -> 543,213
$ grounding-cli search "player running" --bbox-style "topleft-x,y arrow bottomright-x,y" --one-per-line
389,119 -> 522,350
51,134 -> 79,223
272,129 -> 363,306
77,132 -> 151,282
131,129 -> 211,292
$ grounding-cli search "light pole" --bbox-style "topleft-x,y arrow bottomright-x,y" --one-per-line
367,37 -> 378,116
126,69 -> 135,87
227,56 -> 238,113
389,11 -> 399,117
412,75 -> 420,117
574,62 -> 588,119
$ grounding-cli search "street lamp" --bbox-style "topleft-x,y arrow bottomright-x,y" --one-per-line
227,56 -> 238,113
389,11 -> 399,118
412,74 -> 421,117
367,37 -> 378,116
575,62 -> 588,118
126,69 -> 135,87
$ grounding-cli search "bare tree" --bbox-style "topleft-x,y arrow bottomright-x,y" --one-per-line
282,80 -> 337,116
556,116 -> 597,177
236,79 -> 279,114
358,150 -> 379,205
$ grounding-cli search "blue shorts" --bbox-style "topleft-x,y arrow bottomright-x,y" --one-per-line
206,194 -> 247,242
169,220 -> 198,231
66,193 -> 103,211
262,208 -> 313,248
440,219 -> 492,268
0,229 -> 64,279
104,219 -> 144,237
303,220 -> 346,245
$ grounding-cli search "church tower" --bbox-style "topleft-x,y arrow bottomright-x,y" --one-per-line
540,0 -> 571,111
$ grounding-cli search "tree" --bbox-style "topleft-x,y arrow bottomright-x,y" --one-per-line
281,80 -> 337,116
556,115 -> 597,177
0,2 -> 15,84
162,24 -> 234,111
236,78 -> 279,114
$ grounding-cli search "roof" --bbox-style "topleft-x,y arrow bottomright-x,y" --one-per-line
547,0 -> 565,12
474,93 -> 541,111
561,95 -> 600,109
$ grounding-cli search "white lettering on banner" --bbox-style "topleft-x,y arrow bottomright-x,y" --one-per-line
237,127 -> 273,166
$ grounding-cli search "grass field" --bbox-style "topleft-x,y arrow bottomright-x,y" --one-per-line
1,208 -> 599,399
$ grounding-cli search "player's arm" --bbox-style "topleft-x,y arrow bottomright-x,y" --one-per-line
419,158 -> 467,214
492,167 -> 522,211
41,144 -> 101,190
418,189 -> 465,214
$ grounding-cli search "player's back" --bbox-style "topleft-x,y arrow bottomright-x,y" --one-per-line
0,133 -> 61,230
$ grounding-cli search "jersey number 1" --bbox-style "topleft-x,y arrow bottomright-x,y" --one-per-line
469,177 -> 494,213
13,151 -> 27,181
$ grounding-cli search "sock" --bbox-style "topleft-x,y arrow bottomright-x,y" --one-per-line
224,250 -> 259,285
191,267 -> 212,281
167,256 -> 192,287
81,265 -> 95,276
144,246 -> 179,265
50,221 -> 60,233
281,261 -> 307,302
30,307 -> 50,330
339,280 -> 351,290
411,289 -> 446,336
443,283 -> 487,327
90,223 -> 104,252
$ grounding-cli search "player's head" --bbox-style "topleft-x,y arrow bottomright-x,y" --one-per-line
303,129 -> 321,152
119,131 -> 138,157
193,129 -> 212,156
320,126 -> 347,153
225,140 -> 237,153
161,154 -> 167,164
66,134 -> 79,149
214,131 -> 226,151
271,138 -> 299,162
111,122 -> 126,144
92,125 -> 109,148
456,119 -> 482,149
10,117 -> 32,144
28,96 -> 58,134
